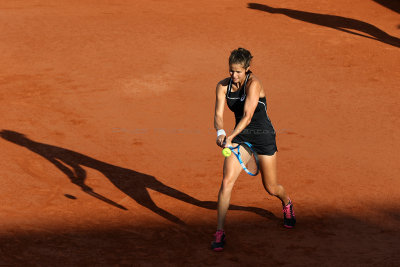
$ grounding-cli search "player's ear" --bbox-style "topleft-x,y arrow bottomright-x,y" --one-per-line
245,67 -> 250,73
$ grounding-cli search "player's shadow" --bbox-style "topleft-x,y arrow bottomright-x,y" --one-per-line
373,0 -> 400,14
247,3 -> 400,48
0,130 -> 277,225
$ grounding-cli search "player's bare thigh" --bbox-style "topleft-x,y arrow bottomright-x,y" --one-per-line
258,152 -> 278,186
222,143 -> 243,185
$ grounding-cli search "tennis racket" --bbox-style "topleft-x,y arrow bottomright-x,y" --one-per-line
227,142 -> 260,176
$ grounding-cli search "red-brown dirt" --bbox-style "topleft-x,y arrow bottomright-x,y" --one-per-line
1,0 -> 399,266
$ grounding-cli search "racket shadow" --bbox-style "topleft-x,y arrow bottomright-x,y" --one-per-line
0,130 -> 277,225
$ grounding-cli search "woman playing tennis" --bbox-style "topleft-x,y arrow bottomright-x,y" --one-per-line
212,48 -> 296,251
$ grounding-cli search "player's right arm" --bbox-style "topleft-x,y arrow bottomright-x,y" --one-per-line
214,80 -> 227,147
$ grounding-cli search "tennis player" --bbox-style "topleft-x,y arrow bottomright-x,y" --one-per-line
212,48 -> 296,251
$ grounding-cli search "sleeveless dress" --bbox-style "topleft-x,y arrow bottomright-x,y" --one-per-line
226,73 -> 278,155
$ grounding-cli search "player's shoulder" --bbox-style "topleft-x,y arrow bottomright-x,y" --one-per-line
217,77 -> 231,87
247,73 -> 262,87
246,73 -> 264,95
216,77 -> 230,93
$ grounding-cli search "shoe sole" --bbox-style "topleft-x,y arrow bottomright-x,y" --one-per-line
211,240 -> 225,252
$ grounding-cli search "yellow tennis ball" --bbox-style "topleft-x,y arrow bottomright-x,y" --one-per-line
222,148 -> 231,157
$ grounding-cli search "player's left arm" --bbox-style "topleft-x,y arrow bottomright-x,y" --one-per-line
226,80 -> 260,143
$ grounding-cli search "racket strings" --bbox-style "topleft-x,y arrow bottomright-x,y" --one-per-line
239,144 -> 259,175
245,155 -> 258,174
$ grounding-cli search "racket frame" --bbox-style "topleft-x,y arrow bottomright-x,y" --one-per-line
228,142 -> 260,176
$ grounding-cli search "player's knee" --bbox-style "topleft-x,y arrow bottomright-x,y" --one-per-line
265,184 -> 279,196
221,176 -> 236,192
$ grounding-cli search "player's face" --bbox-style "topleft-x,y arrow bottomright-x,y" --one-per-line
229,63 -> 248,84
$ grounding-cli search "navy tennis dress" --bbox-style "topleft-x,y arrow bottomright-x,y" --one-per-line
226,73 -> 278,155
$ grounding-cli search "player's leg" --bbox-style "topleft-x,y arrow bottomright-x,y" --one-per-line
259,153 -> 288,204
217,153 -> 243,229
259,153 -> 296,228
212,152 -> 243,251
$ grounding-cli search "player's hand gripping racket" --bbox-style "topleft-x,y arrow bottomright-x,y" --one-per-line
223,142 -> 260,176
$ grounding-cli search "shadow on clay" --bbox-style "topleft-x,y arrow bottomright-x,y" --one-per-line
373,0 -> 400,14
1,212 -> 400,265
1,130 -> 277,225
248,3 -> 400,48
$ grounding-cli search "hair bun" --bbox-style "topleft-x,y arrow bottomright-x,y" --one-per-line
229,48 -> 253,68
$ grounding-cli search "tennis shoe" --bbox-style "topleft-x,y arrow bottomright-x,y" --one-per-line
283,199 -> 296,228
211,229 -> 225,251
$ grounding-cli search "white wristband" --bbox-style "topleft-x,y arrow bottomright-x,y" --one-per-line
217,129 -> 226,137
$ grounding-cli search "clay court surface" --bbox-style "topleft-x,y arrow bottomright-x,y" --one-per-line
1,0 -> 399,265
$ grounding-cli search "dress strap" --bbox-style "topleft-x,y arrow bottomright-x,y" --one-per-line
226,78 -> 233,99
226,73 -> 250,99
240,73 -> 250,99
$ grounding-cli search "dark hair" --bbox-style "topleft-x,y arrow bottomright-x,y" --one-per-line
229,48 -> 253,69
